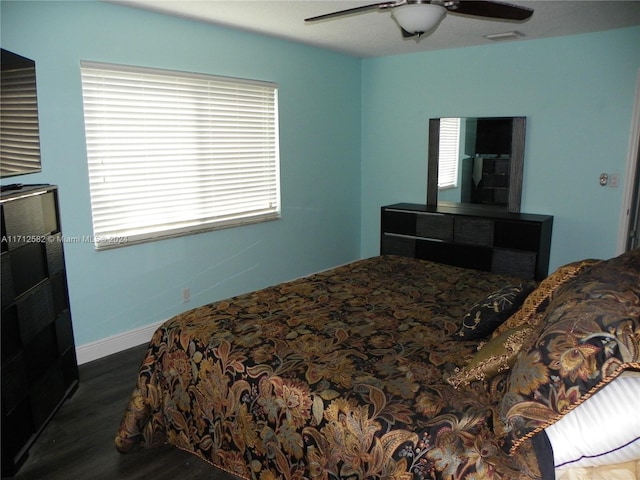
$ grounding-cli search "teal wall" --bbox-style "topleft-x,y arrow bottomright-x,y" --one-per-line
3,1 -> 639,349
1,1 -> 362,346
361,27 -> 640,269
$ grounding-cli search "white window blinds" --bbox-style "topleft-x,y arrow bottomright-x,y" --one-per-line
80,61 -> 280,250
437,117 -> 460,190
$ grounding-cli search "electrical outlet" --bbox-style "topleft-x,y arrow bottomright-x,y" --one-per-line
182,288 -> 191,303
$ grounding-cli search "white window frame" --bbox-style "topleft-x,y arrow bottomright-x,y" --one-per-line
437,117 -> 460,190
80,61 -> 280,250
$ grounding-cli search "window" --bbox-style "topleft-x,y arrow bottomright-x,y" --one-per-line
437,117 -> 460,190
80,61 -> 280,250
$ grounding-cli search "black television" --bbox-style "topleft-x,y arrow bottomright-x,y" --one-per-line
1,48 -> 43,179
475,117 -> 513,155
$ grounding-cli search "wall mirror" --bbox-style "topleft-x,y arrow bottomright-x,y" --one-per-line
427,116 -> 526,213
0,49 -> 42,178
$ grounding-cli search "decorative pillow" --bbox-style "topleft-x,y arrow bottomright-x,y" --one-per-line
546,373 -> 640,469
447,324 -> 534,388
491,258 -> 600,339
498,249 -> 640,455
455,283 -> 535,340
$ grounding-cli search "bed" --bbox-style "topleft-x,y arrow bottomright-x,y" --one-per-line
116,249 -> 640,480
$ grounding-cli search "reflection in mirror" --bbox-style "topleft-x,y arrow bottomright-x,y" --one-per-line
427,117 -> 525,213
0,49 -> 42,178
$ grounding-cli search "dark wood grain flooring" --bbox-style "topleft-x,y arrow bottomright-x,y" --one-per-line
7,344 -> 240,480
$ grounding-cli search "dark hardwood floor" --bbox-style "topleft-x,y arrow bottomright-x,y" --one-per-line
7,344 -> 240,480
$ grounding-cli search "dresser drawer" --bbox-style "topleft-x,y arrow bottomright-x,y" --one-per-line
30,364 -> 66,429
454,217 -> 494,247
1,305 -> 20,362
416,213 -> 453,241
1,352 -> 28,412
1,191 -> 58,250
46,234 -> 65,276
381,210 -> 416,236
17,280 -> 56,345
492,248 -> 537,279
416,240 -> 492,271
381,233 -> 416,257
494,220 -> 541,251
1,253 -> 15,306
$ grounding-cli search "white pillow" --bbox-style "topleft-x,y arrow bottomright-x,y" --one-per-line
546,374 -> 640,469
555,460 -> 640,480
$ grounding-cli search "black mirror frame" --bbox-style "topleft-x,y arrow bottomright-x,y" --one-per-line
427,116 -> 526,213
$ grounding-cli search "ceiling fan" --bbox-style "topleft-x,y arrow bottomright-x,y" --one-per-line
305,0 -> 534,39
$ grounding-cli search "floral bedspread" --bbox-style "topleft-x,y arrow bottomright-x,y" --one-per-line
115,255 -> 541,479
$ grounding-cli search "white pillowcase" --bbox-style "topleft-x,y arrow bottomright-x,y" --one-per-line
546,374 -> 640,469
555,460 -> 640,480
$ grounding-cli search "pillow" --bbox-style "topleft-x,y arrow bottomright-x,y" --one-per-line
546,374 -> 640,469
491,259 -> 600,339
556,461 -> 640,480
454,283 -> 535,340
498,249 -> 640,455
447,324 -> 533,388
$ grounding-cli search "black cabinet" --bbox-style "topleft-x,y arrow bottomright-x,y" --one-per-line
1,185 -> 78,477
381,202 -> 553,280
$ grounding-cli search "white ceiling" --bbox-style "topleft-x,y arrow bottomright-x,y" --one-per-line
107,0 -> 640,57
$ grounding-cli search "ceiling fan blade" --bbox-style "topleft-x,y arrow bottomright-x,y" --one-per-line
445,1 -> 534,21
305,1 -> 397,22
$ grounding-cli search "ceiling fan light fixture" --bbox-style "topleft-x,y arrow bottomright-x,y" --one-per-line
391,3 -> 446,34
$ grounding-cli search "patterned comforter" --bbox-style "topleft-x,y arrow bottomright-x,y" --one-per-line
115,255 -> 541,479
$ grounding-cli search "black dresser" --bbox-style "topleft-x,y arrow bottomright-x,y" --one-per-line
381,202 -> 553,280
1,185 -> 79,476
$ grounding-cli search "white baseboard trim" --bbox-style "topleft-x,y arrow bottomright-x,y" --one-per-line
75,320 -> 164,365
